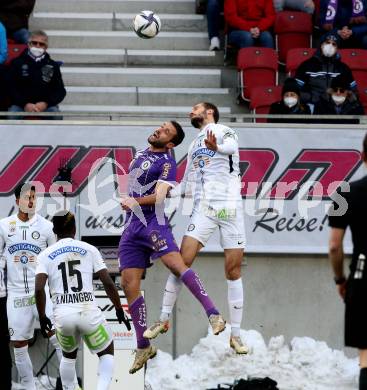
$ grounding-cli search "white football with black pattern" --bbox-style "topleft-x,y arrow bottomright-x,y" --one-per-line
133,11 -> 161,39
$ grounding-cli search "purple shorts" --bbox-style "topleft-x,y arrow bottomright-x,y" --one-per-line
118,216 -> 179,271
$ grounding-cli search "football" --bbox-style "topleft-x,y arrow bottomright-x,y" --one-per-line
133,10 -> 161,39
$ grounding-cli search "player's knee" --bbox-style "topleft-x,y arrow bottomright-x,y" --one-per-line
120,274 -> 138,295
225,265 -> 241,280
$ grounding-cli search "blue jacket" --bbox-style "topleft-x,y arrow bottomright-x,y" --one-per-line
0,22 -> 7,64
320,0 -> 367,27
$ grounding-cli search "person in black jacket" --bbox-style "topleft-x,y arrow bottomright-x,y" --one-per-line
314,74 -> 365,123
0,0 -> 35,44
8,30 -> 66,119
268,77 -> 311,123
295,33 -> 356,107
328,133 -> 367,390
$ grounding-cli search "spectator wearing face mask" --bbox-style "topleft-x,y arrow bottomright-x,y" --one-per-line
320,0 -> 367,48
268,78 -> 311,122
7,30 -> 66,119
314,74 -> 364,123
295,33 -> 356,108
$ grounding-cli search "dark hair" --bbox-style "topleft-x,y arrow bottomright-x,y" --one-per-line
364,133 -> 367,155
170,120 -> 185,146
14,182 -> 36,199
202,102 -> 219,123
52,211 -> 76,236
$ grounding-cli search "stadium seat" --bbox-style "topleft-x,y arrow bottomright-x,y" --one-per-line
358,86 -> 367,113
5,43 -> 27,65
286,47 -> 316,77
249,85 -> 282,122
274,11 -> 313,64
339,49 -> 367,89
237,47 -> 278,102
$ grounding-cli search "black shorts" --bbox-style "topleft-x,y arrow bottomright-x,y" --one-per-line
345,279 -> 367,348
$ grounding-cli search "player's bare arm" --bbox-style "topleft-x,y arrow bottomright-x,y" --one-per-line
35,273 -> 53,337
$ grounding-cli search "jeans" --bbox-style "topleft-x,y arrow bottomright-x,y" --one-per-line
8,104 -> 62,120
207,0 -> 223,39
11,28 -> 30,44
229,30 -> 274,48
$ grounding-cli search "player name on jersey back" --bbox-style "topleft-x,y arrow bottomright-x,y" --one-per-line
54,291 -> 94,305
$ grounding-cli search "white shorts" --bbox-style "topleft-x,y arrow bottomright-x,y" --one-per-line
7,291 -> 54,341
54,308 -> 112,354
185,204 -> 246,249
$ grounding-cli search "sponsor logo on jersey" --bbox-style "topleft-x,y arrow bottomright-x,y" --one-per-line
149,230 -> 168,251
8,243 -> 42,255
13,296 -> 35,308
187,224 -> 195,232
191,148 -> 216,160
9,221 -> 16,233
55,292 -> 94,305
31,231 -> 40,240
161,162 -> 172,179
48,246 -> 87,260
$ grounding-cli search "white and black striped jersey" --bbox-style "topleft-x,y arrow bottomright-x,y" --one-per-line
0,214 -> 56,295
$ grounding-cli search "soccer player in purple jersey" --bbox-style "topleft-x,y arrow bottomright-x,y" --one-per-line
119,121 -> 225,374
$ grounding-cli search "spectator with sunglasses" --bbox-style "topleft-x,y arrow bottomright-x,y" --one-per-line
8,30 -> 66,119
314,74 -> 364,123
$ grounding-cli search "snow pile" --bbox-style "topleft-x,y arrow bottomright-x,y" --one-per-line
146,328 -> 359,390
12,375 -> 56,390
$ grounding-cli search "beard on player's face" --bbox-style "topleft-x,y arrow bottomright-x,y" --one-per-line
190,109 -> 207,129
148,132 -> 168,148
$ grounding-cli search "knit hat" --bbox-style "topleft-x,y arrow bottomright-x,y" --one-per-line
282,78 -> 300,96
320,33 -> 339,46
330,75 -> 350,91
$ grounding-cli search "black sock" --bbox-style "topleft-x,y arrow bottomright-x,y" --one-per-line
360,367 -> 367,390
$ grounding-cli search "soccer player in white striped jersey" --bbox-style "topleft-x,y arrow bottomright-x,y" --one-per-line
35,211 -> 130,390
0,182 -> 63,390
145,102 -> 248,354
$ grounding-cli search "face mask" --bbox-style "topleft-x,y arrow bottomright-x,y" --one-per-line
322,43 -> 337,57
332,94 -> 346,105
283,97 -> 298,108
30,47 -> 45,58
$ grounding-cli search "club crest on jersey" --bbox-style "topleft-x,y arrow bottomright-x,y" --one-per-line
32,231 -> 40,240
8,243 -> 41,255
141,160 -> 152,170
193,156 -> 210,169
9,221 -> 16,233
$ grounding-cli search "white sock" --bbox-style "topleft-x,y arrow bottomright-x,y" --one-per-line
97,354 -> 114,390
14,345 -> 36,390
159,273 -> 183,322
60,357 -> 76,390
227,278 -> 244,337
49,334 -> 63,363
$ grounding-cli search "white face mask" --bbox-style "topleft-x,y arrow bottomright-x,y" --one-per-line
332,94 -> 346,105
29,47 -> 45,58
284,96 -> 298,108
322,43 -> 337,58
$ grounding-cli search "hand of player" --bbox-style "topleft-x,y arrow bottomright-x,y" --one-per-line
121,196 -> 138,211
116,307 -> 131,330
337,281 -> 347,300
39,316 -> 53,338
204,130 -> 218,151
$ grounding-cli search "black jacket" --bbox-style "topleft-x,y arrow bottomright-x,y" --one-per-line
295,51 -> 356,105
8,50 -> 66,108
0,0 -> 35,33
314,94 -> 365,124
268,101 -> 311,123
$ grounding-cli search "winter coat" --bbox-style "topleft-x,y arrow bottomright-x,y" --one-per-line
8,49 -> 66,108
295,50 -> 356,105
268,100 -> 311,123
224,0 -> 276,31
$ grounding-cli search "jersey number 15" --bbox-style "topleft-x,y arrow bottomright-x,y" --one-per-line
58,260 -> 83,294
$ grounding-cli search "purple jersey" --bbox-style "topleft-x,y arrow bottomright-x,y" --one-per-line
127,148 -> 177,219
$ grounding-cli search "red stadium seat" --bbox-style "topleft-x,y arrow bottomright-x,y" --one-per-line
339,49 -> 367,89
237,47 -> 278,102
5,43 -> 27,65
249,85 -> 282,122
274,11 -> 313,64
286,47 -> 316,77
358,86 -> 367,113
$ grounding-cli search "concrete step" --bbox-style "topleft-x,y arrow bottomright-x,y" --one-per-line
31,12 -> 206,32
35,0 -> 196,14
48,48 -> 221,66
63,86 -> 231,106
61,67 -> 222,88
46,30 -> 209,50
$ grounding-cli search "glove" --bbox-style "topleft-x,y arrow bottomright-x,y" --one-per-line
39,316 -> 53,338
116,307 -> 131,330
